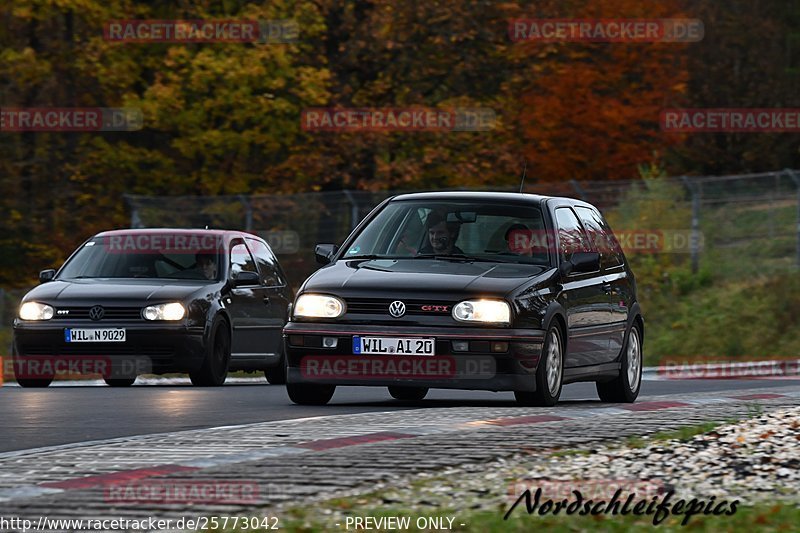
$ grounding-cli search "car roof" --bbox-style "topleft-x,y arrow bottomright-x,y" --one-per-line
391,191 -> 546,203
94,228 -> 260,239
389,190 -> 587,206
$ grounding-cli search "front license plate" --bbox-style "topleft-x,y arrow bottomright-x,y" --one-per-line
353,336 -> 435,356
65,328 -> 126,343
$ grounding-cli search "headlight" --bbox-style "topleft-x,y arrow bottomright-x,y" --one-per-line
294,294 -> 345,318
19,302 -> 54,321
143,302 -> 186,321
452,299 -> 511,324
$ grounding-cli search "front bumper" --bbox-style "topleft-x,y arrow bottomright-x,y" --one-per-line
12,321 -> 206,375
283,322 -> 545,392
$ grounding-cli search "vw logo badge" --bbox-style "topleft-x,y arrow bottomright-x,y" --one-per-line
88,305 -> 105,321
388,300 -> 406,318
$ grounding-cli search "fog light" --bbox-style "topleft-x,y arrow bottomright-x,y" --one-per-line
491,341 -> 509,353
322,337 -> 338,348
452,340 -> 469,352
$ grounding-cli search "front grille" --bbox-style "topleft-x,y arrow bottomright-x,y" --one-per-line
344,298 -> 456,316
52,307 -> 143,321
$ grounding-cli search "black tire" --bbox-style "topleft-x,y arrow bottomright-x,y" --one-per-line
16,377 -> 53,388
596,324 -> 642,403
190,318 -> 230,387
12,347 -> 53,388
104,377 -> 136,387
515,323 -> 564,407
264,348 -> 287,385
286,383 -> 335,405
388,386 -> 428,401
265,367 -> 286,385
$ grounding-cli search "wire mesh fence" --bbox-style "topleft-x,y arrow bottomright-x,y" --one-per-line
122,169 -> 800,289
3,170 -> 796,361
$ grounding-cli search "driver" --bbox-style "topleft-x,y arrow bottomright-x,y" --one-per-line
504,223 -> 532,255
195,253 -> 218,280
420,212 -> 464,255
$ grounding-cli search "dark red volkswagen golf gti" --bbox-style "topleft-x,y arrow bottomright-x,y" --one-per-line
284,192 -> 643,406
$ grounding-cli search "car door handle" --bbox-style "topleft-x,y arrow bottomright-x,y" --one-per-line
263,297 -> 271,305
602,283 -> 613,294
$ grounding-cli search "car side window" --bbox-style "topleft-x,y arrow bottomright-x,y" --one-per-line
575,207 -> 624,269
554,207 -> 593,263
246,238 -> 284,286
229,242 -> 258,279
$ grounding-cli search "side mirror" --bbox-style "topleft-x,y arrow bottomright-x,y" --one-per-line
315,244 -> 339,265
39,269 -> 56,283
232,270 -> 260,287
559,252 -> 600,277
570,252 -> 601,274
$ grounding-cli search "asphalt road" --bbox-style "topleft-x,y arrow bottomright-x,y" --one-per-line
2,377 -> 799,453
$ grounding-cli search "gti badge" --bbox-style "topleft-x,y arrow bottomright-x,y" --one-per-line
388,300 -> 406,318
421,305 -> 449,312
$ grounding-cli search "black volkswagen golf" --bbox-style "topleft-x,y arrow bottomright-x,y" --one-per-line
284,192 -> 643,406
12,229 -> 292,387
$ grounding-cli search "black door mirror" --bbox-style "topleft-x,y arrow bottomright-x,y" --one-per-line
559,252 -> 600,277
315,244 -> 339,265
570,252 -> 601,273
232,270 -> 260,286
39,269 -> 56,283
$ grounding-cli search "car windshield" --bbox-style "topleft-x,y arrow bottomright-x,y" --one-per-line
57,234 -> 222,281
342,200 -> 550,265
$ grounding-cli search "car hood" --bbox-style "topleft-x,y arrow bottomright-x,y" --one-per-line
303,259 -> 547,297
22,279 -> 213,305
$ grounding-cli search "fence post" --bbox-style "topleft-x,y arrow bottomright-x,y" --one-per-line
239,195 -> 253,231
681,176 -> 700,274
123,194 -> 143,228
569,180 -> 588,201
786,169 -> 800,269
342,190 -> 360,231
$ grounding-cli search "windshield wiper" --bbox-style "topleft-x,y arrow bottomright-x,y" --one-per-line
344,254 -> 397,260
413,254 -> 534,264
411,253 -> 476,262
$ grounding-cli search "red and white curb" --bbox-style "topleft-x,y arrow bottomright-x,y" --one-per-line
1,388 -> 799,504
